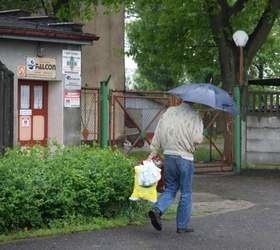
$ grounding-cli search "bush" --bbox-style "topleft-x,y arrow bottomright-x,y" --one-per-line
0,144 -> 136,233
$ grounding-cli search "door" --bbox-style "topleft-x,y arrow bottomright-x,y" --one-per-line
18,80 -> 48,145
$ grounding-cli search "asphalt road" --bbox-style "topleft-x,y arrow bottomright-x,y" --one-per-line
1,172 -> 280,250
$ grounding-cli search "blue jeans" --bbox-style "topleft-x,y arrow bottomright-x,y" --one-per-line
154,154 -> 194,229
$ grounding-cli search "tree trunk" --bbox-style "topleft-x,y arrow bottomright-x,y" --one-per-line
217,42 -> 239,164
219,43 -> 238,91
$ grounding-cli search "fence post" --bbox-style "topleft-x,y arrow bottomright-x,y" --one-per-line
100,75 -> 111,148
233,85 -> 241,173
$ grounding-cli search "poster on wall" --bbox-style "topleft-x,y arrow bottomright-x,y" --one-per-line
21,117 -> 30,127
26,57 -> 56,79
64,73 -> 81,90
64,91 -> 80,108
17,65 -> 26,77
62,50 -> 81,75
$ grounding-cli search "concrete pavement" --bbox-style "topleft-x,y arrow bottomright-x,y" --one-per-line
1,172 -> 280,250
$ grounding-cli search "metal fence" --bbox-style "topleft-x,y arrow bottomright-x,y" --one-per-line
80,88 -> 233,172
248,91 -> 280,115
109,90 -> 233,173
81,87 -> 99,143
0,61 -> 14,154
109,90 -> 176,150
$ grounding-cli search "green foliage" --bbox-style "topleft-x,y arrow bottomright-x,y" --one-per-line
126,0 -> 218,90
194,146 -> 221,162
0,0 -> 43,14
0,144 -> 137,233
127,0 -> 280,90
249,20 -> 280,79
0,0 -> 129,21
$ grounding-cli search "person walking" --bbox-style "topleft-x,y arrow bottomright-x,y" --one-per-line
147,101 -> 203,233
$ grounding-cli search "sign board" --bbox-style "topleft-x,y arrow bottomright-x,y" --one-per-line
64,73 -> 81,90
62,50 -> 81,75
17,65 -> 26,77
64,91 -> 80,108
21,117 -> 31,128
20,109 -> 32,116
26,57 -> 56,79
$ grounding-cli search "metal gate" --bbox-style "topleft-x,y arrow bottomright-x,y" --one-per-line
0,61 -> 14,154
110,90 -> 176,149
81,87 -> 99,143
110,90 -> 233,173
196,109 -> 233,172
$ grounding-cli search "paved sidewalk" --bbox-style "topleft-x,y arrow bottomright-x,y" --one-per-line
1,172 -> 280,250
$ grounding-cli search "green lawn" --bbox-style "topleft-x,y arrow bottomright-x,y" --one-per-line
128,145 -> 223,163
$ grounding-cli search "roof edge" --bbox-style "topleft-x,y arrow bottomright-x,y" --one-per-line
0,26 -> 99,42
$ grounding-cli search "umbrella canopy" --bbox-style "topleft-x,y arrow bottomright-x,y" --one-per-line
168,83 -> 238,114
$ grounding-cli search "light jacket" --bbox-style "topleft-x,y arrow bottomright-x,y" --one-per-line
149,102 -> 203,161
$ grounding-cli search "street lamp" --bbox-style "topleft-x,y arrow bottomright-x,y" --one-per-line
232,30 -> 248,174
233,30 -> 249,85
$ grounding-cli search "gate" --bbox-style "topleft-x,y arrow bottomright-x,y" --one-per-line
196,109 -> 233,172
110,90 -> 175,149
0,61 -> 14,154
110,90 -> 233,173
81,87 -> 99,143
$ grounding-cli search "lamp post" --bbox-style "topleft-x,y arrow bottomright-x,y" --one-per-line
232,30 -> 248,173
233,30 -> 249,85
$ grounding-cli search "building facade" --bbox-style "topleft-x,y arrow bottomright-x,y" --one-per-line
0,10 -> 98,146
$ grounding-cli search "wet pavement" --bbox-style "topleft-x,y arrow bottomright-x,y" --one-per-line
1,172 -> 280,250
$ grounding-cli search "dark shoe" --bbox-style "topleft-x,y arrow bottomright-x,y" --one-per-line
148,208 -> 162,231
176,228 -> 194,233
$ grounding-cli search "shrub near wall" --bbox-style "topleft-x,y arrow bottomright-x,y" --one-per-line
0,144 -> 136,233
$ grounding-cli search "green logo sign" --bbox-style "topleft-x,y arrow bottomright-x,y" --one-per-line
67,56 -> 77,71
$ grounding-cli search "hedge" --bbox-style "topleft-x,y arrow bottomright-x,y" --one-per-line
0,144 -> 136,233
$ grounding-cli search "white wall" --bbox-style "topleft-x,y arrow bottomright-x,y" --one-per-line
246,115 -> 280,168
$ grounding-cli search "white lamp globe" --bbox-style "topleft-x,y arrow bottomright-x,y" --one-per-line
233,30 -> 249,47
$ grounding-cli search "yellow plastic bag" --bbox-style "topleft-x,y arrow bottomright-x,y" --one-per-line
129,165 -> 158,203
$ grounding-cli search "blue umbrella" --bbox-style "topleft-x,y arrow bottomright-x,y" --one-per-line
168,83 -> 238,114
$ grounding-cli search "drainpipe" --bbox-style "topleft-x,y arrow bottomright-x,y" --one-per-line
100,75 -> 111,148
233,85 -> 241,173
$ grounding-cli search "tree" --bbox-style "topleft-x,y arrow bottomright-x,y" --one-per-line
248,19 -> 280,79
126,1 -> 219,90
2,0 -> 279,90
208,0 -> 280,91
126,0 -> 280,91
0,0 -> 126,20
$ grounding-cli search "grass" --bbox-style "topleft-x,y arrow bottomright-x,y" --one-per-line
0,197 -> 176,243
127,145 -> 223,163
0,216 -> 138,243
194,146 -> 222,162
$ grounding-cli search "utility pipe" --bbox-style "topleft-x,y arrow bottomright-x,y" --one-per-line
233,85 -> 241,173
100,75 -> 111,148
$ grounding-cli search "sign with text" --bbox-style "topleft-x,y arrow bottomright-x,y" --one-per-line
26,57 -> 56,79
64,91 -> 80,108
64,73 -> 81,90
62,50 -> 81,75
